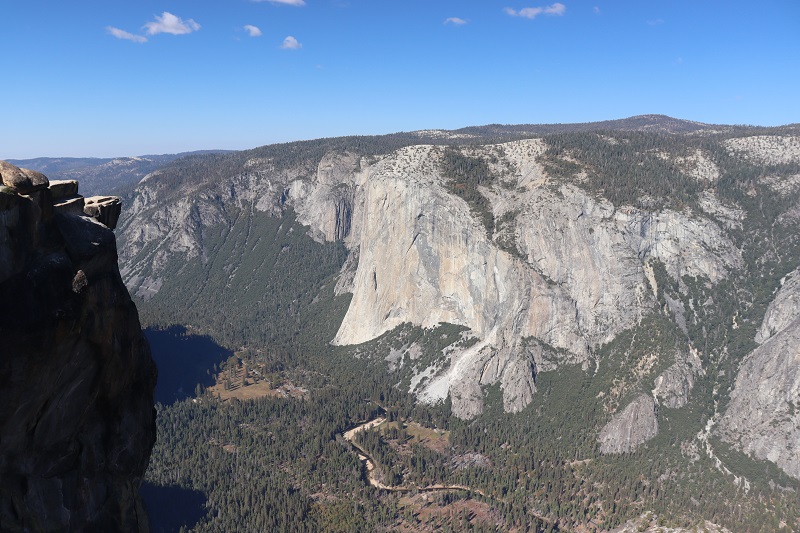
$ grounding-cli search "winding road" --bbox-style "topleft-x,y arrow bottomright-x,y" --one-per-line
341,416 -> 487,496
341,414 -> 556,527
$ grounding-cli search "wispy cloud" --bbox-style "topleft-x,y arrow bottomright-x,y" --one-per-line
504,3 -> 566,19
545,3 -> 567,15
106,26 -> 147,43
144,12 -> 201,36
253,0 -> 306,5
281,36 -> 302,50
444,17 -> 468,26
244,25 -> 263,37
647,18 -> 665,26
593,6 -> 601,14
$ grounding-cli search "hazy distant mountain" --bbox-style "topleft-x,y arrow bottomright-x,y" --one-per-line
8,150 -> 230,196
421,114 -> 799,139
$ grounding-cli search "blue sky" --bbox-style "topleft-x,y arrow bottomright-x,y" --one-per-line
2,1 -> 798,158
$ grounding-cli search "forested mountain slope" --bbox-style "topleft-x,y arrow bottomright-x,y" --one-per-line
115,116 -> 800,531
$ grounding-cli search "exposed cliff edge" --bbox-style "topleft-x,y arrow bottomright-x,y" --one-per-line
0,161 -> 157,531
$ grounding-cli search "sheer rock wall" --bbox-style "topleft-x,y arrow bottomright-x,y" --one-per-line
1,161 -> 157,532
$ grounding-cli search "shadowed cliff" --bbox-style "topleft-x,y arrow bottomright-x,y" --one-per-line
0,161 -> 157,532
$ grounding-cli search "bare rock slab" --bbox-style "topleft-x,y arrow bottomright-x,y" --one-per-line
599,394 -> 658,454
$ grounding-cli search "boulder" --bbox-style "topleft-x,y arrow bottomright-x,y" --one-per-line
84,196 -> 122,229
49,179 -> 79,200
0,160 -> 49,194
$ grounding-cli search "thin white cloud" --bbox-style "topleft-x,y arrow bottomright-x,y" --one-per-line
280,36 -> 302,50
253,0 -> 306,5
144,12 -> 201,36
504,3 -> 566,19
244,25 -> 263,37
647,18 -> 665,26
544,3 -> 566,14
106,26 -> 148,43
593,6 -> 601,14
444,17 -> 468,26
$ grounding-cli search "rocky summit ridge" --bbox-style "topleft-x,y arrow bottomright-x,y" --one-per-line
0,161 -> 156,531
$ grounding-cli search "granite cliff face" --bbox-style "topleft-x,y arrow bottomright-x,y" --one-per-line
755,267 -> 800,344
116,137 -> 743,422
316,141 -> 738,420
114,128 -> 800,477
0,161 -> 157,531
719,266 -> 800,480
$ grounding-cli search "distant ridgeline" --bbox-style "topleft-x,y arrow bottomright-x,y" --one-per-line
0,161 -> 157,532
7,150 -> 232,197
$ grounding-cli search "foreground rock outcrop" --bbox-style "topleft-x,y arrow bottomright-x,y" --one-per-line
1,161 -> 157,531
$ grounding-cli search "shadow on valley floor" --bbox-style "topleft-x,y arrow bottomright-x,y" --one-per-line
145,325 -> 232,405
140,482 -> 208,533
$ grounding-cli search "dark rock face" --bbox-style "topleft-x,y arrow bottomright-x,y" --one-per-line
0,162 -> 156,532
333,189 -> 354,241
